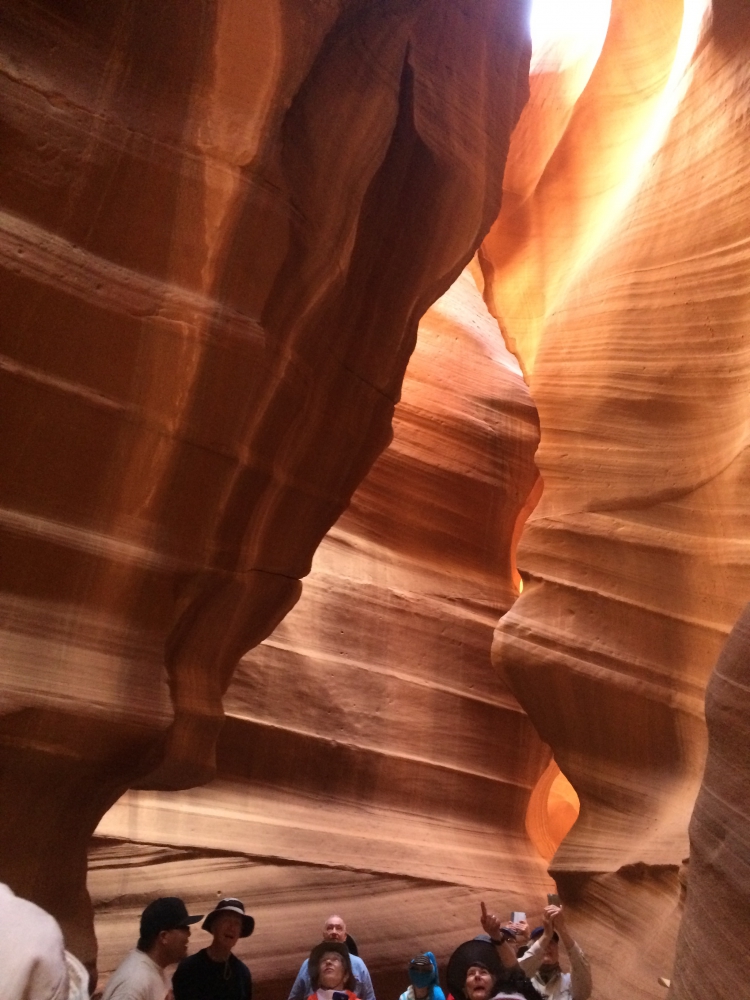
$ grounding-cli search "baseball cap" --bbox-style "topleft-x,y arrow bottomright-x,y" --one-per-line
140,897 -> 203,939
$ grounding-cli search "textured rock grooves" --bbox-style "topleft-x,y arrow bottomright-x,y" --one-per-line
4,1 -> 750,998
95,269 -> 553,994
0,0 -> 533,982
668,604 -> 750,1000
487,2 -> 750,998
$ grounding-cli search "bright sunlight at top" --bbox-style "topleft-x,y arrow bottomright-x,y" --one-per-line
530,0 -> 612,72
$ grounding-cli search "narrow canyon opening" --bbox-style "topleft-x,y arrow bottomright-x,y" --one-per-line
1,2 -> 749,1000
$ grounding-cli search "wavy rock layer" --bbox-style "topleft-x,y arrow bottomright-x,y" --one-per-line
668,604 -> 750,1000
95,269 -> 554,993
0,0 -> 532,974
488,3 -> 750,998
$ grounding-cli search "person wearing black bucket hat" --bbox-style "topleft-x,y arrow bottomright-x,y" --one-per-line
445,938 -> 531,1000
446,939 -> 506,1000
306,940 -> 359,1000
446,925 -> 542,1000
102,897 -> 203,1000
172,898 -> 255,1000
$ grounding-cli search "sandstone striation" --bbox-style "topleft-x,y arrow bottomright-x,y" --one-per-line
95,269 -> 555,994
0,0 -> 532,976
4,0 -> 750,996
668,604 -> 750,1000
489,1 -> 750,996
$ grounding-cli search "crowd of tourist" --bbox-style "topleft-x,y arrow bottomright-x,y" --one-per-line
100,895 -> 591,1000
0,882 -> 592,1000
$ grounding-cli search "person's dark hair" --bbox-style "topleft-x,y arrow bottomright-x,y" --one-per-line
137,928 -> 160,953
136,896 -> 202,954
309,941 -> 355,991
529,927 -> 559,944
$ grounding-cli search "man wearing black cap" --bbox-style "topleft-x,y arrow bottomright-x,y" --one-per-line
102,897 -> 203,1000
172,897 -> 254,1000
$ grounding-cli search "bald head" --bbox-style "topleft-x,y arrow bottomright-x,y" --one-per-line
323,915 -> 347,943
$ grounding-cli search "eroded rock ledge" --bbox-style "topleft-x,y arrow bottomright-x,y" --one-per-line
0,0 -> 532,975
489,2 -> 750,996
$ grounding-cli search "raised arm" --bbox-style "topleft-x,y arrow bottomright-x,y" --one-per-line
517,906 -> 556,978
479,902 -> 518,970
553,908 -> 592,1000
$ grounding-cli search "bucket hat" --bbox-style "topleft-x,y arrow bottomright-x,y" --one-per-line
446,940 -> 503,1000
202,897 -> 255,938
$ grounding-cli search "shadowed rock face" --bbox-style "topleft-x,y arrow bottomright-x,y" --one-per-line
4,0 -> 750,996
668,604 -> 750,1000
488,1 -> 750,996
94,269 -> 553,993
0,0 -> 532,976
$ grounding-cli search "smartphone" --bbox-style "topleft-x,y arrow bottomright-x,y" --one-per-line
547,893 -> 561,906
511,911 -> 526,922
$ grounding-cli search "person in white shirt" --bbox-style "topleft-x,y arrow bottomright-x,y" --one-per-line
102,897 -> 202,1000
0,882 -> 90,1000
517,906 -> 591,1000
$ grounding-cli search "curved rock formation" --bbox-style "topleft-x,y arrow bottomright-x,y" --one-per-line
489,1 -> 750,996
94,268 -> 553,993
0,0 -> 532,975
5,0 -> 750,995
668,604 -> 750,1000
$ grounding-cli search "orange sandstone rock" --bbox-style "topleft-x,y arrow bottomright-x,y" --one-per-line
490,3 -> 750,997
94,270 -> 552,993
668,604 -> 750,1000
0,0 -> 532,975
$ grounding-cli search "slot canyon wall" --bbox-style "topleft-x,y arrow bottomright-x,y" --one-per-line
484,0 -> 750,997
93,268 -> 555,997
1,2 -> 750,1000
0,0 -> 538,990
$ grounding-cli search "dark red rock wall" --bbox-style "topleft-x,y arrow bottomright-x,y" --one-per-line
668,604 -> 750,1000
0,0 -> 533,975
93,270 -> 554,994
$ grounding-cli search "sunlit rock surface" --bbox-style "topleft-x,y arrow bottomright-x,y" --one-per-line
4,0 -> 750,996
0,0 -> 532,977
488,2 -> 750,997
95,269 -> 554,994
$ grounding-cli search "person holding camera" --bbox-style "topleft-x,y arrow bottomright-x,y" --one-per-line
516,905 -> 591,1000
477,903 -> 542,999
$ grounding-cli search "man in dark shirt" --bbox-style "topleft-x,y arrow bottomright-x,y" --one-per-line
172,897 -> 254,1000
